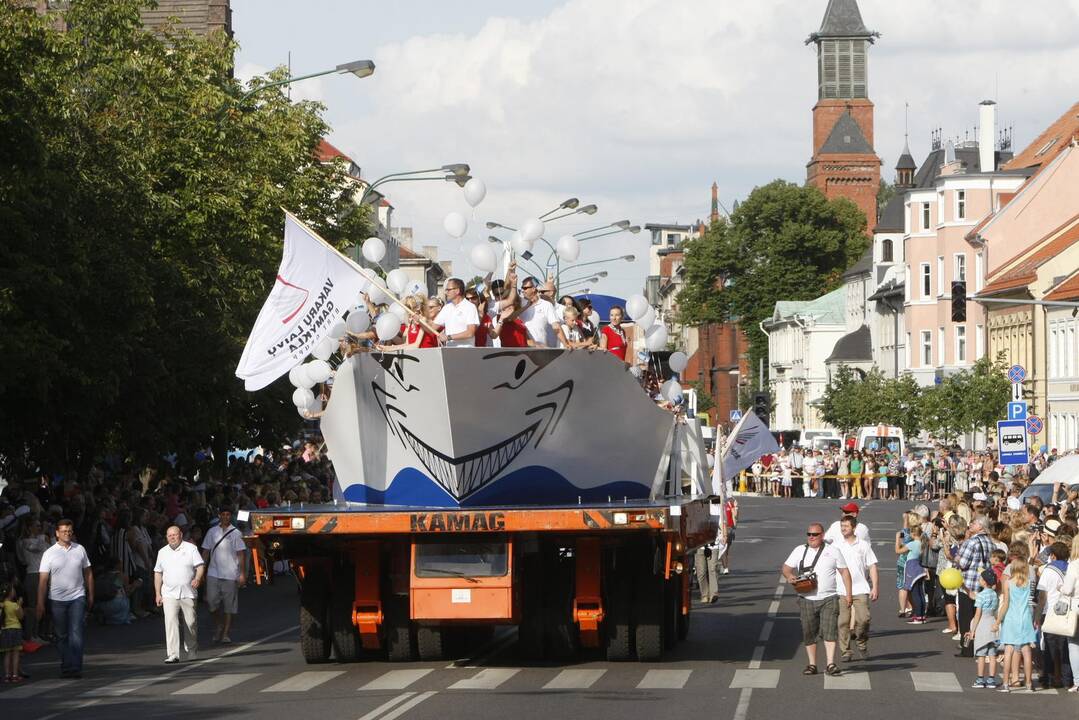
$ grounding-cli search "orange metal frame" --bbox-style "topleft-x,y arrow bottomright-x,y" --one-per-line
409,539 -> 515,621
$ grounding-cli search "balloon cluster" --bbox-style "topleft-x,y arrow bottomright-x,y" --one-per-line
625,294 -> 667,352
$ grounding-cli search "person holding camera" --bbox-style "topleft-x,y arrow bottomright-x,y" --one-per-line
782,522 -> 852,677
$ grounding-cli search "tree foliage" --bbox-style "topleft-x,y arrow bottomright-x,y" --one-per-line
677,181 -> 868,377
0,1 -> 371,475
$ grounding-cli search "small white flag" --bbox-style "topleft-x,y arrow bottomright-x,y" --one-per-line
718,410 -> 780,489
235,212 -> 369,391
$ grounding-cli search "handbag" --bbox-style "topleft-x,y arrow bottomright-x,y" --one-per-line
1042,596 -> 1077,637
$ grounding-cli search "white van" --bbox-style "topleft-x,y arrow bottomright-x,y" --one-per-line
802,428 -> 842,452
857,425 -> 905,455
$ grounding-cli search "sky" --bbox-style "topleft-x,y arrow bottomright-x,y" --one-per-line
232,0 -> 1079,300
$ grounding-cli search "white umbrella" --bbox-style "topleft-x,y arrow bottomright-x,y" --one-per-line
1030,454 -> 1079,485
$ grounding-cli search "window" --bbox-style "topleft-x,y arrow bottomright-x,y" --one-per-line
905,333 -> 912,370
976,324 -> 985,357
975,253 -> 984,292
921,263 -> 931,298
956,190 -> 966,220
1051,323 -> 1060,378
954,254 -> 967,283
955,326 -> 967,364
881,238 -> 893,263
666,233 -> 678,246
938,327 -> 945,365
921,331 -> 932,366
905,265 -> 911,301
1069,324 -> 1077,376
818,39 -> 867,99
937,256 -> 945,295
922,203 -> 931,230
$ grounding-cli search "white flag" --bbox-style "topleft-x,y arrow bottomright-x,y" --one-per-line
236,212 -> 369,391
719,410 -> 780,486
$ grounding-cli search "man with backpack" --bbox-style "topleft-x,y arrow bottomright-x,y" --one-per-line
201,508 -> 246,644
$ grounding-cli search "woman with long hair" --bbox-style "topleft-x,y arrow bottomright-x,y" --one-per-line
994,553 -> 1038,692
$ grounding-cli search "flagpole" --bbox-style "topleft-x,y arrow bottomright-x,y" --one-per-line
281,209 -> 444,340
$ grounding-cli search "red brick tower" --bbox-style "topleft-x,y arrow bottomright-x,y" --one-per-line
805,0 -> 881,229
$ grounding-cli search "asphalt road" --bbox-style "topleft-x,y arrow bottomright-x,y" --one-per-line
4,498 -> 1074,720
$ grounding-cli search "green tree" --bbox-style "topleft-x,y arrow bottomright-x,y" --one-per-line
677,181 -> 868,375
819,366 -> 877,436
920,376 -> 967,445
878,374 -> 923,439
962,355 -> 1011,438
876,179 -> 895,220
0,1 -> 371,476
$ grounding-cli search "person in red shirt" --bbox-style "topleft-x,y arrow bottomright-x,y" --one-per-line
599,306 -> 629,361
381,295 -> 441,350
465,289 -> 491,347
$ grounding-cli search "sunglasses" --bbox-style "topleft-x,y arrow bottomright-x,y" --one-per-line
806,532 -> 822,537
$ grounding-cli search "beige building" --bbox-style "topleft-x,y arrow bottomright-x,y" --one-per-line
1044,271 -> 1079,451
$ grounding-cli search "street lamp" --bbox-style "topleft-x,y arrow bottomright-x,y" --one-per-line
240,59 -> 376,102
539,198 -> 580,219
545,203 -> 598,223
357,164 -> 471,206
577,224 -> 641,242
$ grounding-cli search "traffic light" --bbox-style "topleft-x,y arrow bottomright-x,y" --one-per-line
752,391 -> 771,425
951,280 -> 966,322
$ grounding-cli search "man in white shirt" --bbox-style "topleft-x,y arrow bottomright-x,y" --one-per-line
518,277 -> 567,348
155,525 -> 205,663
434,278 -> 479,347
36,519 -> 93,678
201,508 -> 247,644
834,515 -> 879,662
782,522 -> 852,677
825,502 -> 870,545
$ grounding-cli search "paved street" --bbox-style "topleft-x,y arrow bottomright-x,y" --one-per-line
4,497 -> 1072,720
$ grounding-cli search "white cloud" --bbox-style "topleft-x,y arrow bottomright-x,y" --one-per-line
326,0 -> 1079,299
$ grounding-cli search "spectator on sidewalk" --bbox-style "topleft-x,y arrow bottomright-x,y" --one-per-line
16,518 -> 50,643
951,515 -> 995,658
201,508 -> 246,644
155,525 -> 204,663
36,519 -> 93,679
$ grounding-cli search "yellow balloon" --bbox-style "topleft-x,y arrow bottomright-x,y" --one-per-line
940,567 -> 963,591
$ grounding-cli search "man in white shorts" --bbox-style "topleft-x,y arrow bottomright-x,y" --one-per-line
201,508 -> 246,643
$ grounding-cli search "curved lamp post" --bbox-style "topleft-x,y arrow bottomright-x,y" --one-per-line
240,59 -> 375,103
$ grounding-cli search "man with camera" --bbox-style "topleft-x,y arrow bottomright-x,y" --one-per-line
782,522 -> 853,677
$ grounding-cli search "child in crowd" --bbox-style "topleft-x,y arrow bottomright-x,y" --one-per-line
990,549 -> 1007,584
967,569 -> 1000,688
993,555 -> 1038,692
1,582 -> 24,684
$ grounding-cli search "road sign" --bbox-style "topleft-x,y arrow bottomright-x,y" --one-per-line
997,419 -> 1029,465
1011,384 -> 1023,402
729,409 -> 743,422
1007,364 -> 1026,384
1007,401 -> 1028,420
1026,415 -> 1043,435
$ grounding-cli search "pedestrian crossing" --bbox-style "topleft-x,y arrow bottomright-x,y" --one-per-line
2,666 -> 1069,699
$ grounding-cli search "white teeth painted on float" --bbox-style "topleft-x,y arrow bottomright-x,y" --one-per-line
400,424 -> 537,500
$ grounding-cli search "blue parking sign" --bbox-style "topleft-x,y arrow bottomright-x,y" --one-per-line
996,419 -> 1029,465
1007,401 -> 1027,420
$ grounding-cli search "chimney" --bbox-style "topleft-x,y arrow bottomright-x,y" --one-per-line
979,100 -> 996,172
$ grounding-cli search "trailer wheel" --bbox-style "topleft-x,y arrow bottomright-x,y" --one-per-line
604,554 -> 632,662
384,595 -> 414,662
634,550 -> 664,662
299,570 -> 332,664
330,567 -> 362,662
416,625 -> 444,661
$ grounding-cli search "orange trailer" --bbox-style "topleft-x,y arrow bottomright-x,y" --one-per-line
251,497 -> 717,662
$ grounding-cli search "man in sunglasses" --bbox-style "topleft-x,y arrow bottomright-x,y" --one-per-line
518,276 -> 567,348
782,523 -> 853,677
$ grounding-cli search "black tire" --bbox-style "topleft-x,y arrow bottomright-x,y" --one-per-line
634,549 -> 664,662
299,571 -> 332,664
384,595 -> 414,662
416,625 -> 444,661
330,567 -> 361,662
604,554 -> 632,662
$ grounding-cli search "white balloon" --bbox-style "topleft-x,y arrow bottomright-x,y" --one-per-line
313,336 -> 336,362
443,211 -> 468,239
660,379 -> 675,400
362,236 -> 386,264
463,178 -> 487,207
555,234 -> 580,262
668,351 -> 688,374
510,232 -> 532,255
305,359 -> 332,384
375,313 -> 400,342
388,302 -> 408,321
645,323 -> 668,352
386,268 -> 409,295
366,280 -> 390,306
635,306 -> 656,332
292,387 -> 314,409
297,405 -> 312,419
346,310 -> 371,334
520,218 -> 544,242
306,394 -> 322,414
357,276 -> 370,294
329,320 -> 346,340
665,381 -> 683,403
405,281 -> 427,297
470,243 -> 498,273
288,365 -> 308,388
626,294 -> 649,320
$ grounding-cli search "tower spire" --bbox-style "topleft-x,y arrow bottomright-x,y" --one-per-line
710,182 -> 719,223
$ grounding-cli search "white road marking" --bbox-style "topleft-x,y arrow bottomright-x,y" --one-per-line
0,679 -> 75,699
748,646 -> 766,669
910,671 -> 962,692
81,676 -> 156,697
173,672 -> 261,695
357,692 -> 416,720
377,691 -> 437,720
767,599 -> 781,616
263,670 -> 346,692
447,668 -> 520,690
757,620 -> 774,642
543,669 -> 607,689
824,671 -> 871,690
360,669 -> 434,691
636,669 -> 692,689
730,669 -> 780,689
732,688 -> 753,720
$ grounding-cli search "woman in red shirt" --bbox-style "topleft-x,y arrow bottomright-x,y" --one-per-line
599,306 -> 629,361
382,295 -> 440,349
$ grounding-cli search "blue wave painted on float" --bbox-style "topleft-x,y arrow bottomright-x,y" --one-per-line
341,466 -> 651,508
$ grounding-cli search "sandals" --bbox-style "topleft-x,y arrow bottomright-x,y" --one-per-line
825,664 -> 841,676
803,665 -> 818,675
